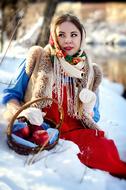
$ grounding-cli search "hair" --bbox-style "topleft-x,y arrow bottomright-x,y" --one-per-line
51,13 -> 86,41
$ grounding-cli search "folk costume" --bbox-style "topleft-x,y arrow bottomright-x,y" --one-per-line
3,27 -> 126,178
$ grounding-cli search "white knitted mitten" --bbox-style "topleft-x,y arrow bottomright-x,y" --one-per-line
18,107 -> 46,126
79,88 -> 96,113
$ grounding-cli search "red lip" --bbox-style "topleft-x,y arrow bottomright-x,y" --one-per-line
64,47 -> 73,51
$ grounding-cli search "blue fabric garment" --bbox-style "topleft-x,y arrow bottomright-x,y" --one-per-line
93,90 -> 100,122
2,59 -> 100,122
2,59 -> 29,104
41,122 -> 51,130
47,128 -> 59,144
12,120 -> 28,132
12,134 -> 38,148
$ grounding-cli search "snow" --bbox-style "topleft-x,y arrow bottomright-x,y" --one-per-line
0,19 -> 126,190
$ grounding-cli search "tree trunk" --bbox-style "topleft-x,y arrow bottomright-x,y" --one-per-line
0,10 -> 4,52
36,0 -> 59,47
0,2 -> 5,52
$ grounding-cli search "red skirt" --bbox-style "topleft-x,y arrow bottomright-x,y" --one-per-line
44,87 -> 126,178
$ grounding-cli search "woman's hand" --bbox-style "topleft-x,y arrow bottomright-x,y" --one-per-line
7,99 -> 21,115
3,99 -> 21,121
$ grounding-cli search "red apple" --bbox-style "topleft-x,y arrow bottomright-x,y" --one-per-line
13,125 -> 30,139
21,125 -> 30,138
32,130 -> 49,145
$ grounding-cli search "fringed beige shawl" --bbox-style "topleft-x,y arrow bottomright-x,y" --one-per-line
24,45 -> 102,129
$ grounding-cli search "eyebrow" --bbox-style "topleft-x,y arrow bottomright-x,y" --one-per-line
58,31 -> 65,34
71,31 -> 79,34
58,31 -> 79,34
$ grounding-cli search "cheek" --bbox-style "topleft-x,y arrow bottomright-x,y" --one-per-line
75,38 -> 81,49
57,38 -> 64,48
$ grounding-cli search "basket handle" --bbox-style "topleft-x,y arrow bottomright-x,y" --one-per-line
7,97 -> 64,136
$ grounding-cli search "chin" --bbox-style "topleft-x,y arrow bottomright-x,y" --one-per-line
67,51 -> 75,56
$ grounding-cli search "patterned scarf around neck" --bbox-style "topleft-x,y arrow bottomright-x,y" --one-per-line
48,28 -> 94,119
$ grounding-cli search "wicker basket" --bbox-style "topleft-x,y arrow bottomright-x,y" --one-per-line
7,97 -> 64,155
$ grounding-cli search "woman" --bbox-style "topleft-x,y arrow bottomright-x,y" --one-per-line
2,13 -> 126,178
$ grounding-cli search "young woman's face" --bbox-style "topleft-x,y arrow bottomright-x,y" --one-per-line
56,21 -> 81,56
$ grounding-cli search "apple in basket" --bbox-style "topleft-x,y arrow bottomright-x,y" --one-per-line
20,125 -> 30,138
13,123 -> 30,138
32,130 -> 49,145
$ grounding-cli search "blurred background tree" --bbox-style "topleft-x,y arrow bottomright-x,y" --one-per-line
0,0 -> 28,51
36,0 -> 59,47
0,0 -> 59,51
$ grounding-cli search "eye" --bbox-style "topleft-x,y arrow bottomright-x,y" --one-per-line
58,33 -> 65,38
71,33 -> 78,37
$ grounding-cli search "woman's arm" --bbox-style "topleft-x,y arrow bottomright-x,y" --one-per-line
2,59 -> 29,120
93,89 -> 100,123
92,63 -> 102,122
2,46 -> 44,105
2,59 -> 29,105
2,46 -> 44,121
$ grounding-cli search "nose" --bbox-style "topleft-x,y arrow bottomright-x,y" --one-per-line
64,36 -> 72,44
